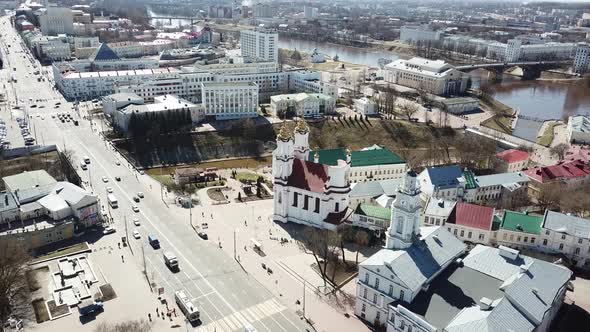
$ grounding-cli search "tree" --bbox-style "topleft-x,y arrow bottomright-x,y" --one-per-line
94,319 -> 152,332
0,242 -> 31,326
354,230 -> 369,266
302,227 -> 340,287
549,143 -> 569,161
290,50 -> 302,61
398,101 -> 419,121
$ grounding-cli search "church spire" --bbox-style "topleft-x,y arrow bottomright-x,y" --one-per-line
277,121 -> 292,142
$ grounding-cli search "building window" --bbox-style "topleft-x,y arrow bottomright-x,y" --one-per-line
460,230 -> 464,237
478,234 -> 484,241
468,231 -> 472,239
303,195 -> 309,210
559,243 -> 564,250
531,237 -> 535,244
453,229 -> 458,236
448,228 -> 451,232
292,192 -> 298,207
390,313 -> 395,323
399,290 -> 404,301
575,247 -> 581,255
561,234 -> 566,240
578,239 -> 583,244
363,287 -> 367,299
389,285 -> 393,296
503,233 -> 507,240
375,278 -> 379,290
517,236 -> 521,242
401,321 -> 405,329
509,234 -> 514,241
361,303 -> 366,312
376,311 -> 381,322
543,239 -> 548,246
546,230 -> 550,235
335,202 -> 339,212
314,197 -> 320,213
524,237 -> 528,243
373,294 -> 377,304
365,273 -> 369,283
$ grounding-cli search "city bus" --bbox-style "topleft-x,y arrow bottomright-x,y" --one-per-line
107,194 -> 118,208
174,290 -> 199,322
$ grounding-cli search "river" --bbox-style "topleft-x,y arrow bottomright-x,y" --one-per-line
278,37 -> 398,67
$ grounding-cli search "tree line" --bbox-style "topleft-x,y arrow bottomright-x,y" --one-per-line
125,109 -> 192,138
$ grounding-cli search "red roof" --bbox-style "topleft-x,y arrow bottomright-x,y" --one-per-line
446,202 -> 494,231
524,159 -> 590,183
287,159 -> 329,193
496,149 -> 529,164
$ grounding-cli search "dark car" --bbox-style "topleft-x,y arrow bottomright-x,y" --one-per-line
198,232 -> 208,240
115,176 -> 121,181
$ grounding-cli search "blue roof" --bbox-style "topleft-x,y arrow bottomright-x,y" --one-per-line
90,43 -> 120,62
426,165 -> 463,189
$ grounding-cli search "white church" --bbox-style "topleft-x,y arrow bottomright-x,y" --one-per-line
272,119 -> 351,230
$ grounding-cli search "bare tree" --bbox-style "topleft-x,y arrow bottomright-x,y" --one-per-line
94,319 -> 152,332
549,143 -> 569,161
0,242 -> 31,326
398,101 -> 419,121
354,231 -> 369,266
302,227 -> 340,287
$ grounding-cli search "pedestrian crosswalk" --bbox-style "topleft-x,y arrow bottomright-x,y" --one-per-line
194,298 -> 286,332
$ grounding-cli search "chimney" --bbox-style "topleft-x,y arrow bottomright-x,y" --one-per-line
314,151 -> 319,163
479,297 -> 493,310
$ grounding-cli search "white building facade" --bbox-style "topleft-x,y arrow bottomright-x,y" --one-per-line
201,82 -> 258,120
574,42 -> 590,74
270,93 -> 335,118
39,7 -> 74,36
240,28 -> 278,63
384,58 -> 468,96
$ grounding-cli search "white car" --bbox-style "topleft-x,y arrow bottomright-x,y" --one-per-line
132,229 -> 141,239
115,160 -> 121,166
132,205 -> 139,213
137,192 -> 144,199
133,218 -> 140,226
102,176 -> 108,183
106,187 -> 113,193
103,226 -> 116,235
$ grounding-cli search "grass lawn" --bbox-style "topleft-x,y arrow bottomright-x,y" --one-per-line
537,121 -> 559,146
32,242 -> 90,263
236,172 -> 260,182
481,115 -> 513,134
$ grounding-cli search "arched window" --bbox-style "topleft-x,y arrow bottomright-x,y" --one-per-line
396,216 -> 404,234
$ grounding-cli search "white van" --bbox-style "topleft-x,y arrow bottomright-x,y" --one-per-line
80,160 -> 87,170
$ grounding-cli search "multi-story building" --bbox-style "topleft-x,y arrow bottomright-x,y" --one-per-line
112,94 -> 203,133
573,42 -> 590,74
201,82 -> 258,120
444,202 -> 495,245
351,204 -> 391,234
34,36 -> 71,62
240,28 -> 278,63
252,3 -> 276,18
384,57 -> 468,96
399,25 -> 441,45
311,145 -> 407,184
354,97 -> 377,115
495,149 -> 529,173
270,93 -> 335,118
566,115 -> 590,144
540,210 -> 590,270
304,6 -> 318,19
288,71 -> 338,99
496,210 -> 543,249
109,41 -> 144,58
39,7 -> 74,36
417,165 -> 465,201
524,159 -> 590,200
505,38 -> 576,62
422,198 -> 455,227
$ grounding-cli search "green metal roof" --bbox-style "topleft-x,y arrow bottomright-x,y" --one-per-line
308,147 -> 405,167
500,210 -> 542,234
463,170 -> 477,190
355,203 -> 391,220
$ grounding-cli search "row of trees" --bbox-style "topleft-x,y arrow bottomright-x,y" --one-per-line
125,109 -> 192,138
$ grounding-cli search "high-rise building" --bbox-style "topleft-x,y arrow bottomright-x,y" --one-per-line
39,7 -> 74,36
574,42 -> 590,74
304,6 -> 318,19
240,28 -> 278,63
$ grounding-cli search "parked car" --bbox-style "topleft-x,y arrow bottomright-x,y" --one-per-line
132,229 -> 141,239
133,218 -> 140,226
137,192 -> 144,199
198,232 -> 208,240
103,227 -> 116,235
106,187 -> 113,193
115,176 -> 121,181
133,196 -> 140,203
102,176 -> 108,183
132,205 -> 139,213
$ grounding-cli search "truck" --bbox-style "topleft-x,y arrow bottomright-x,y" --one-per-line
163,252 -> 179,270
148,234 -> 160,249
107,194 -> 118,208
78,299 -> 104,316
175,290 -> 199,322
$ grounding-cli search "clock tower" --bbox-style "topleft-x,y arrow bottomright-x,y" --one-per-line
386,170 -> 421,250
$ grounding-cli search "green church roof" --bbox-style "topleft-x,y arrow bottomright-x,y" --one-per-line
355,203 -> 391,220
308,146 -> 405,167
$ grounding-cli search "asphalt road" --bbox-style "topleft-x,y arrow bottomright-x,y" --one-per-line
0,16 -> 309,332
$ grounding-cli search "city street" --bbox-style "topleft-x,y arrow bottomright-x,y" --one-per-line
0,16 -> 309,332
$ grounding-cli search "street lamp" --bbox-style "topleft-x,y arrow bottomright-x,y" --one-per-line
233,228 -> 240,261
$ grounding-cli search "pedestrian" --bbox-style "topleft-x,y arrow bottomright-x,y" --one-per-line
166,303 -> 169,311
173,308 -> 176,317
156,307 -> 159,315
244,220 -> 247,226
121,255 -> 124,263
118,242 -> 120,249
148,313 -> 151,322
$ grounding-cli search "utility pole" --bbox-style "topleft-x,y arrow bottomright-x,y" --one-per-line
233,229 -> 237,261
142,244 -> 146,274
303,280 -> 306,319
